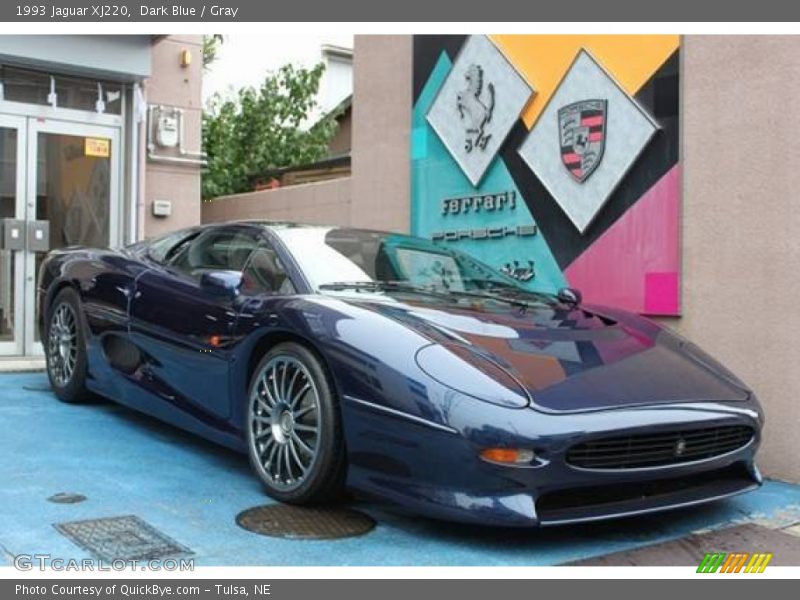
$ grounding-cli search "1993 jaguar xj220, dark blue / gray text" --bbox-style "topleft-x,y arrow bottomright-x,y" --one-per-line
38,222 -> 764,526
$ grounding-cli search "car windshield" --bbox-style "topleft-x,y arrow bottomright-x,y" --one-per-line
273,226 -> 554,302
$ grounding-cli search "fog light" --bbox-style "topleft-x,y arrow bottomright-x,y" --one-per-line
480,448 -> 535,465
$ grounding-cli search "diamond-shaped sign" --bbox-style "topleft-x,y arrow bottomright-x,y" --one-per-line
518,50 -> 659,233
427,35 -> 534,186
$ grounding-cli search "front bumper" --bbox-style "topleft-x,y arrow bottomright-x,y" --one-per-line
343,395 -> 763,527
534,461 -> 760,525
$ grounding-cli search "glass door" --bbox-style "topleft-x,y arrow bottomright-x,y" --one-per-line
23,119 -> 120,355
0,115 -> 26,356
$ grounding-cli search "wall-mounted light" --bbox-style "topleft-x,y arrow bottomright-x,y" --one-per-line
180,49 -> 192,68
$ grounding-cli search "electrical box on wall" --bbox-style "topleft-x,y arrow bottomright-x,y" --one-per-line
27,221 -> 50,252
152,200 -> 172,218
147,104 -> 207,167
155,112 -> 179,148
0,219 -> 25,251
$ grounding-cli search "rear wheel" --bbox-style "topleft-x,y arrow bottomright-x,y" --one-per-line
45,288 -> 91,403
246,342 -> 346,504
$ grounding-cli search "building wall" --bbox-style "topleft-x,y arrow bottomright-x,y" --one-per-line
350,36 -> 412,232
202,178 -> 352,225
142,35 -> 204,238
665,35 -> 800,482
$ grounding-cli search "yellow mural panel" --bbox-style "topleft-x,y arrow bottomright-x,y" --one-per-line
490,35 -> 680,129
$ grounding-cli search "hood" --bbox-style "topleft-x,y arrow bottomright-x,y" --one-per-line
334,291 -> 750,413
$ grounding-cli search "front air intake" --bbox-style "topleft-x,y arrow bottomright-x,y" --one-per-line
566,425 -> 755,470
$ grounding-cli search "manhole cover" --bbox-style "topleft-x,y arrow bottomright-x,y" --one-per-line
236,504 -> 376,540
48,492 -> 86,504
54,515 -> 193,561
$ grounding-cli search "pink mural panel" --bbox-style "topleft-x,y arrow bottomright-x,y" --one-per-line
564,165 -> 681,315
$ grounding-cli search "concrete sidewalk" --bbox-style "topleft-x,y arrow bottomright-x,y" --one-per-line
1,371 -> 799,566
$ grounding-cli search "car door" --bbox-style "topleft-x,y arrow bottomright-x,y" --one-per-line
129,224 -> 261,425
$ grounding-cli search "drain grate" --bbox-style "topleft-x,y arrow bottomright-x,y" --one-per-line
236,504 -> 376,540
54,515 -> 193,561
48,492 -> 87,504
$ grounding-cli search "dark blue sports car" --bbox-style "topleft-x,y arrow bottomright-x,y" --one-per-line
38,222 -> 764,526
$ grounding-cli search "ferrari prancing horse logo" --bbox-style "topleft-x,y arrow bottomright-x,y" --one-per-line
558,99 -> 607,183
457,64 -> 496,154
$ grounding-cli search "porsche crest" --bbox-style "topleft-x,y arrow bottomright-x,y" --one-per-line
558,99 -> 607,183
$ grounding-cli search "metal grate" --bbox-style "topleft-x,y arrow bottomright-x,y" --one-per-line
566,425 -> 755,469
236,504 -> 376,540
54,515 -> 193,562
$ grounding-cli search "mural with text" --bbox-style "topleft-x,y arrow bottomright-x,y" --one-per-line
411,35 -> 681,315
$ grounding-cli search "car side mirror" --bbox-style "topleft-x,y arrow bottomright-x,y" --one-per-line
200,270 -> 242,299
557,287 -> 582,306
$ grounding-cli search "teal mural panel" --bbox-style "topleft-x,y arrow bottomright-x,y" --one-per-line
410,52 -> 567,293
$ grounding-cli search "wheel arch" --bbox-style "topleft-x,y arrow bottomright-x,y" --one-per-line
39,278 -> 82,339
243,329 -> 342,402
240,327 -> 349,501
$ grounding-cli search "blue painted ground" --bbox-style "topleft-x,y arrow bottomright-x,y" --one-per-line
1,371 -> 799,566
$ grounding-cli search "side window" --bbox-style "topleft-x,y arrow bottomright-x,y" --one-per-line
168,228 -> 259,279
241,243 -> 296,296
146,228 -> 200,264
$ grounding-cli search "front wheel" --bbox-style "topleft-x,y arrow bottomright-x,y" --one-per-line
246,342 -> 346,504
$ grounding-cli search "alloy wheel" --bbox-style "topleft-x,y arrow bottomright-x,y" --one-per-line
249,356 -> 322,491
48,303 -> 78,387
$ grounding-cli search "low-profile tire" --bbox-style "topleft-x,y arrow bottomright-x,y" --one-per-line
45,288 -> 91,404
245,342 -> 346,505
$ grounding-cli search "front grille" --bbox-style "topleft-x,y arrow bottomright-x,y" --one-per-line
566,425 -> 755,469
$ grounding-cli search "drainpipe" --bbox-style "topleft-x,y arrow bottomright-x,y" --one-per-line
136,83 -> 147,241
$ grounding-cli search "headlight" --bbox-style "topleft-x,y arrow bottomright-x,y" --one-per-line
415,343 -> 530,408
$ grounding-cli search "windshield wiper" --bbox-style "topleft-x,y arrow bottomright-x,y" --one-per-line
461,278 -> 555,305
320,280 -> 412,291
319,280 -> 545,310
441,288 -> 532,309
318,280 -> 452,300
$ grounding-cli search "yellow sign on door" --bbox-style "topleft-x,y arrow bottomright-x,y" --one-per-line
84,137 -> 110,158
